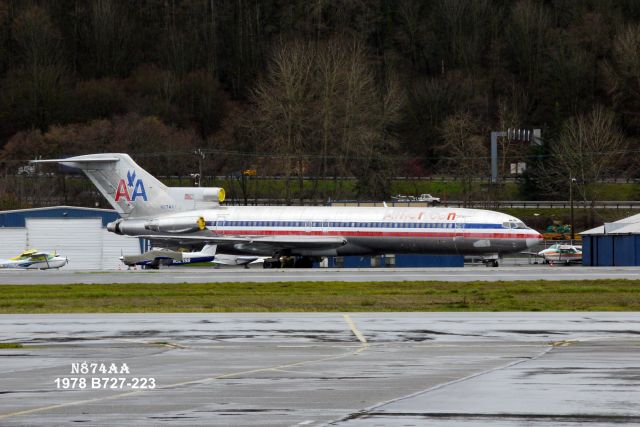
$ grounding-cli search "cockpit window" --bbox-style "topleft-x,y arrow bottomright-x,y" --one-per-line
503,221 -> 529,229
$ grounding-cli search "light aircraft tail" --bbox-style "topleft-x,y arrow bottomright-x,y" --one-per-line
33,153 -> 224,218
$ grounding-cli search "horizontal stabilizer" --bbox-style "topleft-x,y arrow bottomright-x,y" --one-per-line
32,156 -> 121,164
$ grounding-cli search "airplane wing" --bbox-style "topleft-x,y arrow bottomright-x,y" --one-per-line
521,251 -> 544,257
137,234 -> 348,251
29,252 -> 51,257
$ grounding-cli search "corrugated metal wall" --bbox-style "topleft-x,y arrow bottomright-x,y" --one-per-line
0,207 -> 139,269
583,234 -> 640,266
0,229 -> 27,259
27,218 -> 103,269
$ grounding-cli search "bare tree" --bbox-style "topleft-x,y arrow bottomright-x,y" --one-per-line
602,23 -> 640,132
249,40 -> 315,203
84,0 -> 133,76
544,106 -> 626,213
4,6 -> 67,130
438,112 -> 487,205
506,0 -> 551,86
247,37 -> 402,202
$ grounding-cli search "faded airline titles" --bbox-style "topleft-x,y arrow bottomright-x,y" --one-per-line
382,211 -> 456,221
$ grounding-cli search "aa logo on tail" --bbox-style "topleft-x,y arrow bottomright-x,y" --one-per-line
115,170 -> 147,202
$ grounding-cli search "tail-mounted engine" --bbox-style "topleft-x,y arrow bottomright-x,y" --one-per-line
144,216 -> 207,234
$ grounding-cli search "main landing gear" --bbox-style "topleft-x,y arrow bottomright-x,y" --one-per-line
263,256 -> 315,269
482,257 -> 500,267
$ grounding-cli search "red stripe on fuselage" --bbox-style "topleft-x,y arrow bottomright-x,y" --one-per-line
212,229 -> 535,239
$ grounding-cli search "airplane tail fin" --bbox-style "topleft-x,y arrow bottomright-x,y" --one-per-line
32,154 -> 174,218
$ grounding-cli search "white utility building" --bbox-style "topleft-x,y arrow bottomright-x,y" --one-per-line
0,206 -> 140,269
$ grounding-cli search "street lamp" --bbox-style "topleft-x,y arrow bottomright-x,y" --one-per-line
569,177 -> 576,241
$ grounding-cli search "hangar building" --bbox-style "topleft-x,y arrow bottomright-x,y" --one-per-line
581,213 -> 640,266
0,206 -> 140,269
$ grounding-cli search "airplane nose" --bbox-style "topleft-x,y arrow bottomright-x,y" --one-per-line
526,232 -> 544,248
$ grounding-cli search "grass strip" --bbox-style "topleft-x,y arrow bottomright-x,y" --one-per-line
0,343 -> 24,349
0,280 -> 639,313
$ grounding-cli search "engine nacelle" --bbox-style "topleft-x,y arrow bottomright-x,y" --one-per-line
144,216 -> 206,234
167,187 -> 225,209
107,219 -> 122,234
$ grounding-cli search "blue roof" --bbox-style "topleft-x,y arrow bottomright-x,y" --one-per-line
0,206 -> 120,228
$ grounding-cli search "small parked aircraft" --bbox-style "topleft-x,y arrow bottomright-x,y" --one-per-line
537,244 -> 583,265
0,249 -> 68,269
120,245 -> 263,269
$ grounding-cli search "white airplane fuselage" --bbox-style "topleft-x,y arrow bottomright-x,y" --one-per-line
112,205 -> 542,257
34,153 -> 542,260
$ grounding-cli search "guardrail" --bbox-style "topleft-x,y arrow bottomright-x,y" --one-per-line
325,200 -> 640,209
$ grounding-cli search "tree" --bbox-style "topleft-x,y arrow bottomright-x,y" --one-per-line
249,39 -> 315,203
80,0 -> 134,77
543,106 -> 626,219
505,1 -> 551,89
175,70 -> 228,138
602,23 -> 640,132
2,6 -> 68,131
247,37 -> 402,202
438,112 -> 487,205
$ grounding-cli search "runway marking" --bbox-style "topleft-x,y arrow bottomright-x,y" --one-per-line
553,339 -> 578,347
329,343 -> 555,425
0,343 -> 369,421
343,314 -> 368,344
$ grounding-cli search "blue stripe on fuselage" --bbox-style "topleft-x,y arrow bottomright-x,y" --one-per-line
204,221 -> 507,229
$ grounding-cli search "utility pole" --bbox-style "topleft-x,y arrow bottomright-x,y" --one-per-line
570,177 -> 576,241
195,149 -> 205,187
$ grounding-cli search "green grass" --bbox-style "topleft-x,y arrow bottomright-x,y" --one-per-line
0,281 -> 639,313
0,343 -> 24,349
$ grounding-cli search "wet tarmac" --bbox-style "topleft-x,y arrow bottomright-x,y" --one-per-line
0,313 -> 639,426
2,265 -> 640,285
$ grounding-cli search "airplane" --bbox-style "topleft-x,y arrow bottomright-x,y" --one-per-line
537,244 -> 582,265
33,153 -> 543,268
120,244 -> 263,269
0,249 -> 68,270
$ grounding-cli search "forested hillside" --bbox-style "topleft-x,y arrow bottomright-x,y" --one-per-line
0,0 -> 639,204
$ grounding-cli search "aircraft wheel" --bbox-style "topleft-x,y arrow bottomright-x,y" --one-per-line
491,260 -> 499,268
263,259 -> 282,269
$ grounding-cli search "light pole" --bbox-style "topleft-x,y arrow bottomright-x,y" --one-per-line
569,177 -> 576,241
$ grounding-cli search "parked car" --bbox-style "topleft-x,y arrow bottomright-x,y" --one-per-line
391,193 -> 440,204
391,194 -> 416,202
417,194 -> 440,204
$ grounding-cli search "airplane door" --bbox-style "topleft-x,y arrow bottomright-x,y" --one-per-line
453,216 -> 466,252
454,217 -> 465,239
304,220 -> 313,234
322,219 -> 329,235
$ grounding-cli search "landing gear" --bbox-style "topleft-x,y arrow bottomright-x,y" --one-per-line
263,258 -> 282,269
482,258 -> 500,267
262,256 -> 315,268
